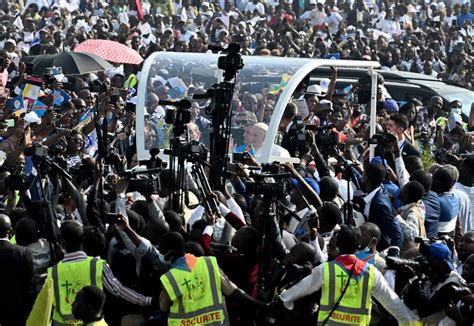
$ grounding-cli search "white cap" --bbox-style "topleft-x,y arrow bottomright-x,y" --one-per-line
306,84 -> 325,96
202,1 -> 210,6
5,39 -> 16,46
254,122 -> 269,132
438,2 -> 445,10
309,0 -> 317,4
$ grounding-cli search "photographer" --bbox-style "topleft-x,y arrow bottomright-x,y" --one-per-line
404,242 -> 470,325
279,101 -> 311,158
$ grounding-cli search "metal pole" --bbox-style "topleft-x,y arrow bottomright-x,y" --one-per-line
369,67 -> 378,160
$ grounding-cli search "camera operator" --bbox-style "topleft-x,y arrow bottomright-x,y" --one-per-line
404,242 -> 471,325
266,242 -> 318,325
279,102 -> 311,157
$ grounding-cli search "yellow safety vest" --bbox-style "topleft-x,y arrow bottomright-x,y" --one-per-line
47,257 -> 105,326
160,255 -> 228,326
317,261 -> 375,325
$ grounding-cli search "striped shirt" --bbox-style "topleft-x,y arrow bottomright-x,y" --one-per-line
62,251 -> 152,306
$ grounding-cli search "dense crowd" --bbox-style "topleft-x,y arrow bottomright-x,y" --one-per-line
0,0 -> 474,325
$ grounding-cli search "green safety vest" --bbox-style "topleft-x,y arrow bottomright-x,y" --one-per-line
317,261 -> 375,325
47,257 -> 105,325
160,255 -> 228,326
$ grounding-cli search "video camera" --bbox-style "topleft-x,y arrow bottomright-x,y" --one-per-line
15,143 -> 73,182
368,132 -> 396,147
386,236 -> 455,277
307,123 -> 339,157
126,149 -> 167,194
244,163 -> 290,197
89,79 -> 108,93
208,43 -> 244,82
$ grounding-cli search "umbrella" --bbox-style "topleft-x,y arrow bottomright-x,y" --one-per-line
74,39 -> 144,65
23,52 -> 113,76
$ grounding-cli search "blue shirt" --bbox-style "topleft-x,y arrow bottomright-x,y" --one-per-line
438,192 -> 459,234
422,191 -> 441,237
457,13 -> 474,27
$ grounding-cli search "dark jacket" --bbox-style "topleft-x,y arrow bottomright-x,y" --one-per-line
401,140 -> 421,162
368,187 -> 404,251
0,240 -> 35,326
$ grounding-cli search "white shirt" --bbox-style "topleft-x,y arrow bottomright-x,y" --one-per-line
279,256 -> 419,324
244,2 -> 265,16
453,184 -> 474,234
424,70 -> 438,78
323,13 -> 343,35
364,187 -> 381,218
377,19 -> 400,36
309,9 -> 327,27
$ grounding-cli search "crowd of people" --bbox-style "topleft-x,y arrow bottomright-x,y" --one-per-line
0,0 -> 474,325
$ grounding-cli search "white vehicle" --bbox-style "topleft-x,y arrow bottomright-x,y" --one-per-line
136,53 -> 380,163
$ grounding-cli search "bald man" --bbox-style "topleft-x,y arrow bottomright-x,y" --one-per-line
0,214 -> 35,326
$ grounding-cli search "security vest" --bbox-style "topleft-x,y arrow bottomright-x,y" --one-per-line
160,255 -> 228,326
317,260 -> 375,325
47,256 -> 105,326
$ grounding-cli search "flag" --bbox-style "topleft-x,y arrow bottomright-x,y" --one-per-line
131,0 -> 144,21
13,16 -> 24,30
53,90 -> 71,106
269,74 -> 291,95
74,109 -> 94,130
22,77 -> 43,101
136,0 -> 144,21
31,100 -> 49,117
6,94 -> 24,112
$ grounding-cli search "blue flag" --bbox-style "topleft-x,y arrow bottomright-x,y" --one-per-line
53,90 -> 71,106
6,94 -> 25,112
32,100 -> 48,117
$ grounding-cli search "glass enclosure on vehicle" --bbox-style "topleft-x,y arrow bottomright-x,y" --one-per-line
136,53 -> 380,162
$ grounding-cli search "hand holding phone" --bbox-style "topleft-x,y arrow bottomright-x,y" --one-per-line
106,213 -> 125,225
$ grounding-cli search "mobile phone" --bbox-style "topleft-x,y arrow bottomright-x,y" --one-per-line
125,102 -> 136,113
110,94 -> 120,104
233,152 -> 249,162
106,213 -> 123,225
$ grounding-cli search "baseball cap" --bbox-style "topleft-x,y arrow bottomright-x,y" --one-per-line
429,242 -> 455,271
383,98 -> 399,112
370,156 -> 388,169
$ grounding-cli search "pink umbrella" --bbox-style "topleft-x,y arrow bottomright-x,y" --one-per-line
74,39 -> 144,65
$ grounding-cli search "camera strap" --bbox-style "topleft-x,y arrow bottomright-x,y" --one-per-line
322,261 -> 357,326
